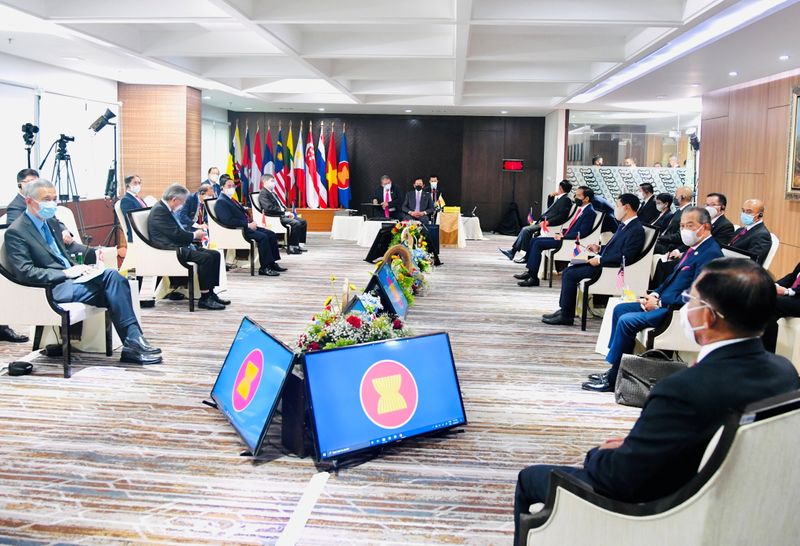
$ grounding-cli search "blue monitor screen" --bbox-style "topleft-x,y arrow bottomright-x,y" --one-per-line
210,317 -> 296,454
304,332 -> 467,461
375,262 -> 409,318
343,295 -> 367,314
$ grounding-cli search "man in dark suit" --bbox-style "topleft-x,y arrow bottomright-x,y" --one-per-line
499,180 -> 573,261
654,186 -> 693,254
651,193 -> 674,230
204,167 -> 221,197
584,207 -> 724,392
762,262 -> 800,352
543,193 -> 646,326
514,258 -> 799,544
705,192 -> 735,246
371,175 -> 402,220
401,177 -> 435,224
258,173 -> 307,254
636,182 -> 659,225
727,198 -> 772,264
214,177 -> 285,277
147,184 -> 229,310
1,179 -> 161,364
515,186 -> 597,287
119,174 -> 148,243
177,183 -> 213,231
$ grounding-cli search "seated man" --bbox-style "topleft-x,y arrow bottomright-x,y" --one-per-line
514,258 -> 799,545
214,177 -> 285,277
119,174 -> 148,242
542,193 -> 645,326
654,186 -> 693,254
401,177 -> 435,224
728,198 -> 772,264
499,179 -> 573,262
258,173 -> 308,255
515,186 -> 596,287
1,179 -> 161,364
584,207 -> 723,392
204,166 -> 222,197
148,184 -> 229,311
177,182 -> 213,231
371,175 -> 402,220
762,261 -> 800,352
636,182 -> 658,225
650,192 -> 674,230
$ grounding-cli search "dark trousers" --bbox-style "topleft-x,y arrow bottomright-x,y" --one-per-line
514,464 -> 595,545
526,237 -> 562,274
513,224 -> 541,252
559,264 -> 602,316
763,296 -> 800,352
53,269 -> 138,339
246,227 -> 280,269
281,217 -> 307,246
605,302 -> 670,382
178,247 -> 220,291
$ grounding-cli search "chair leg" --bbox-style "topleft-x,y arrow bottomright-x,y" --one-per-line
581,287 -> 589,331
548,252 -> 554,288
188,265 -> 195,312
62,315 -> 71,379
250,242 -> 255,276
32,326 -> 44,351
104,310 -> 112,356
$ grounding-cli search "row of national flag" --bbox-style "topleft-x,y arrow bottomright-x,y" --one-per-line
226,120 -> 351,209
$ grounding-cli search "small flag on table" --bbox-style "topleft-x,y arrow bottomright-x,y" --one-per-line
527,207 -> 535,224
573,233 -> 582,257
541,218 -> 549,234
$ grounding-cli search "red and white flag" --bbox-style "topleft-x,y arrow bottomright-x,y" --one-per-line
305,125 -> 323,208
293,126 -> 306,208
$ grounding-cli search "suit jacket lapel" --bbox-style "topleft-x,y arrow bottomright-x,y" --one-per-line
22,215 -> 67,265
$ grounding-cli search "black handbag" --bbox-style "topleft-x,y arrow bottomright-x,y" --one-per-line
614,350 -> 688,407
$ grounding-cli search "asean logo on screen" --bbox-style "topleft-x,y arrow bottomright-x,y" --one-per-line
232,349 -> 264,412
360,360 -> 418,429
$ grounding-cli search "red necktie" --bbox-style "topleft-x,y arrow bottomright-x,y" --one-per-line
676,247 -> 695,269
565,207 -> 583,234
791,272 -> 800,289
729,227 -> 748,245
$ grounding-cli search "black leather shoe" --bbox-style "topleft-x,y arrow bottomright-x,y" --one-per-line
198,297 -> 225,310
513,271 -> 531,280
211,292 -> 231,305
270,263 -> 288,272
514,255 -> 528,264
543,314 -> 574,325
433,256 -> 443,266
0,325 -> 28,343
287,246 -> 303,255
518,277 -> 540,287
123,335 -> 161,355
542,309 -> 562,319
582,379 -> 613,392
120,348 -> 162,365
259,268 -> 280,277
588,371 -> 609,382
166,291 -> 186,301
498,248 -> 515,260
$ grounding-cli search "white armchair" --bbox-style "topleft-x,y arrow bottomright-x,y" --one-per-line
0,227 -> 111,378
250,192 -> 288,247
205,197 -> 256,276
519,391 -> 800,546
543,212 -> 605,287
776,317 -> 800,372
764,233 -> 780,269
577,225 -> 659,331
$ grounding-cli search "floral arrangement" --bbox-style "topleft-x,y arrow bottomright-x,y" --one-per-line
388,254 -> 429,302
390,220 -> 433,273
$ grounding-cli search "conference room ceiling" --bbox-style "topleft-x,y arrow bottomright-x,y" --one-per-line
0,0 -> 799,116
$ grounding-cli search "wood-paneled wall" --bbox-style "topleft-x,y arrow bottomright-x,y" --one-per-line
699,74 -> 800,274
229,112 -> 545,229
118,84 -> 201,198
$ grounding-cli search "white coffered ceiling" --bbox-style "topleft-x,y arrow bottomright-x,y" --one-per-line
0,0 -> 799,116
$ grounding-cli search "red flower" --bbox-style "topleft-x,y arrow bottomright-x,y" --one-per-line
346,315 -> 363,328
392,318 -> 403,330
309,342 -> 321,351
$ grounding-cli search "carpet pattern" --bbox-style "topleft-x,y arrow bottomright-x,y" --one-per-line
0,233 -> 640,545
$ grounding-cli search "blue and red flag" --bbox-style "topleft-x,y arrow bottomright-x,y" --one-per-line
337,128 -> 351,208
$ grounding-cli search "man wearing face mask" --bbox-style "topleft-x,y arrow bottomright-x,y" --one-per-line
542,193 -> 645,326
258,173 -> 308,254
401,177 -> 435,224
583,207 -> 723,392
636,183 -> 658,225
515,186 -> 597,287
514,258 -> 798,546
177,183 -> 213,231
371,175 -> 402,220
204,167 -> 221,197
428,175 -> 443,217
727,199 -> 772,264
654,186 -> 693,254
1,179 -> 161,364
119,174 -> 148,242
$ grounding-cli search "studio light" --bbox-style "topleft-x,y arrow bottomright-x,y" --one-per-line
89,108 -> 116,133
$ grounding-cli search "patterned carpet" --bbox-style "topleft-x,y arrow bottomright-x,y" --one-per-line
0,233 -> 640,545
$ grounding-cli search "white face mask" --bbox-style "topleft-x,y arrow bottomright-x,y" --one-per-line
656,202 -> 667,212
680,303 -> 707,343
209,173 -> 220,183
266,181 -> 277,191
614,206 -> 626,221
130,184 -> 141,195
223,187 -> 236,198
637,192 -> 644,200
383,184 -> 391,192
680,227 -> 703,247
430,182 -> 438,189
705,205 -> 720,220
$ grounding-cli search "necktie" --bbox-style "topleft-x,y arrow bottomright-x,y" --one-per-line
384,189 -> 390,218
197,200 -> 206,224
791,272 -> 800,289
604,222 -> 626,249
415,191 -> 421,212
729,227 -> 748,246
275,192 -> 286,212
565,207 -> 583,234
41,223 -> 70,268
676,246 -> 695,269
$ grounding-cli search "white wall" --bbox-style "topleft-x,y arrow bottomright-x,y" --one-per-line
201,104 -> 229,185
0,52 -> 118,206
542,109 -> 567,205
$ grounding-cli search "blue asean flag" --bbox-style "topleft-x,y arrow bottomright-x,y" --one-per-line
337,130 -> 351,208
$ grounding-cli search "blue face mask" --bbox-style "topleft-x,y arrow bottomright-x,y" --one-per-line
740,212 -> 755,226
37,200 -> 58,219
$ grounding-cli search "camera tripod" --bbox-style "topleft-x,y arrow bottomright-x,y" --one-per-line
39,138 -> 89,242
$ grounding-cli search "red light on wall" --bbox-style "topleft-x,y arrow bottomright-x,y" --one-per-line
502,159 -> 524,172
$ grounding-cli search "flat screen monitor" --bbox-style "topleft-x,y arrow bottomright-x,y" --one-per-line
210,316 -> 296,455
304,332 -> 467,461
343,295 -> 367,314
365,262 -> 409,318
502,159 -> 524,172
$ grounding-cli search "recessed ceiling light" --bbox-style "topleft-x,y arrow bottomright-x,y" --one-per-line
690,83 -> 701,88
656,95 -> 667,99
779,54 -> 790,61
203,95 -> 212,100
318,107 -> 326,112
61,56 -> 83,61
244,107 -> 253,110
500,110 -> 509,114
728,71 -> 739,77
404,109 -> 413,113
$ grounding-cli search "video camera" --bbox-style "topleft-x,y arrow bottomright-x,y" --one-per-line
21,123 -> 38,146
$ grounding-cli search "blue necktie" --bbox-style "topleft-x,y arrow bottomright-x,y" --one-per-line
41,223 -> 70,268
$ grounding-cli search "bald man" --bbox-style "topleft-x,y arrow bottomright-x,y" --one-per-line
727,199 -> 772,264
654,186 -> 694,254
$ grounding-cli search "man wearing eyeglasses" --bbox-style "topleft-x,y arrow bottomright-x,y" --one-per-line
583,206 -> 724,392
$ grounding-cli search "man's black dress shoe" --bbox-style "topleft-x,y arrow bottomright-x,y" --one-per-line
518,277 -> 540,287
211,292 -> 230,305
270,263 -> 288,272
542,314 -> 574,325
123,335 -> 161,355
433,257 -> 443,266
259,268 -> 280,276
514,255 -> 528,264
198,297 -> 225,310
588,371 -> 609,382
499,248 -> 514,261
166,291 -> 185,301
513,271 -> 531,280
543,309 -> 562,319
120,348 -> 162,365
0,325 -> 28,343
287,246 -> 303,255
581,379 -> 613,392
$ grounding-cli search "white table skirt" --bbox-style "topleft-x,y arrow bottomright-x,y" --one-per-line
331,216 -> 365,241
461,216 -> 485,240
